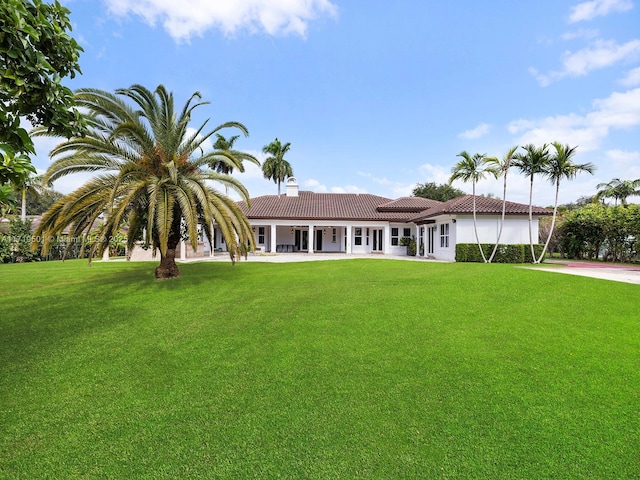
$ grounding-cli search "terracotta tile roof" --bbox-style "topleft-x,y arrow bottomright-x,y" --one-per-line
239,191 -> 425,222
411,194 -> 552,222
376,197 -> 443,212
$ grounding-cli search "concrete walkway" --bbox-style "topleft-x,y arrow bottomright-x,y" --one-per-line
179,252 -> 442,263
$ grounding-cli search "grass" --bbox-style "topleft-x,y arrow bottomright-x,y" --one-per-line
0,259 -> 638,479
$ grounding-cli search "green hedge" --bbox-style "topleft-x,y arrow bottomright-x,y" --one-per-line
455,243 -> 544,263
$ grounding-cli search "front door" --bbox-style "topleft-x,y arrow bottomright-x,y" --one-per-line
315,229 -> 323,251
372,229 -> 383,252
427,226 -> 436,254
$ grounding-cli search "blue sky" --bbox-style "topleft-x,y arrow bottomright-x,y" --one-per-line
34,0 -> 640,206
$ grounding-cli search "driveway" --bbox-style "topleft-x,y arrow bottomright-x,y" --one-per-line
528,261 -> 640,285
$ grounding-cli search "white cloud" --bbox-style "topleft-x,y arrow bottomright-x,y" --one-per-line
569,0 -> 633,23
330,185 -> 367,194
508,87 -> 640,152
620,66 -> 640,86
531,39 -> 640,86
605,148 -> 640,165
303,178 -> 328,192
458,123 -> 492,140
561,28 -> 600,40
103,0 -> 337,40
356,171 -> 393,185
417,163 -> 452,185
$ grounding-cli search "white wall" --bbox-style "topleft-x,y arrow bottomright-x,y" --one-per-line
455,215 -> 538,244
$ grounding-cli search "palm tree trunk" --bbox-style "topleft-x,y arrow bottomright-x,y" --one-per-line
537,180 -> 560,263
472,184 -> 488,263
21,187 -> 27,221
277,179 -> 281,196
488,172 -> 508,263
528,176 -> 537,263
155,230 -> 182,279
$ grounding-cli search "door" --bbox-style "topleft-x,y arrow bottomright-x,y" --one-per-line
427,226 -> 436,254
372,229 -> 383,252
295,229 -> 309,251
315,229 -> 323,251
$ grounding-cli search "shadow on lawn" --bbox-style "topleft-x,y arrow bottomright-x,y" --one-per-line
0,261 -> 238,370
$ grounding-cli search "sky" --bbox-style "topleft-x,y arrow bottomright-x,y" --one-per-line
31,0 -> 640,207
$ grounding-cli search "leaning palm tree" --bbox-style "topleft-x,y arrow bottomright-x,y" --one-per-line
262,138 -> 293,196
484,146 -> 519,263
538,142 -> 595,263
208,133 -> 260,195
512,143 -> 550,263
32,84 -> 255,279
450,151 -> 492,262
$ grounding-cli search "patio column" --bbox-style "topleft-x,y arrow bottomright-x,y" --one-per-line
180,239 -> 186,260
383,225 -> 390,254
345,225 -> 352,254
308,224 -> 314,253
270,224 -> 277,253
209,222 -> 215,257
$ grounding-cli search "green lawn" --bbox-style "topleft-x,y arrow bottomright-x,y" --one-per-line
1,259 -> 638,479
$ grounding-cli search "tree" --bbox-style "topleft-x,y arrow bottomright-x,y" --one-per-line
595,178 -> 640,206
0,144 -> 35,212
1,0 -> 85,155
538,142 -> 595,263
208,133 -> 259,194
262,138 -> 293,196
512,143 -> 550,263
32,85 -> 255,279
25,186 -> 64,215
484,146 -> 519,263
412,182 -> 465,201
450,151 -> 492,263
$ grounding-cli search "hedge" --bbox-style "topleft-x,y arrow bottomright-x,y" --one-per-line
455,243 -> 545,263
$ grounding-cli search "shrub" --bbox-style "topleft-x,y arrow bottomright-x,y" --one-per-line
456,243 -> 544,263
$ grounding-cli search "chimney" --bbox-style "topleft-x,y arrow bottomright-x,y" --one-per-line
285,177 -> 299,197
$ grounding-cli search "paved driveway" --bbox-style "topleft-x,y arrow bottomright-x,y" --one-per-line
529,261 -> 640,285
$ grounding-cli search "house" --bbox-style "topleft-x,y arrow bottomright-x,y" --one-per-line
229,177 -> 551,262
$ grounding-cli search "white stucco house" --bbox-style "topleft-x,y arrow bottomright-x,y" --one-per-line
225,178 -> 551,262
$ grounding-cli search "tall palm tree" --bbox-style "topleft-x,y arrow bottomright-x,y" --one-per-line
538,142 -> 595,263
484,146 -> 519,263
595,178 -> 640,206
262,138 -> 293,196
450,151 -> 492,263
208,133 -> 260,195
512,143 -> 550,263
32,84 -> 255,279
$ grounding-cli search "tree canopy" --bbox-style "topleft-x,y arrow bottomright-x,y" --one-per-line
33,84 -> 255,279
412,182 -> 465,202
0,0 -> 84,154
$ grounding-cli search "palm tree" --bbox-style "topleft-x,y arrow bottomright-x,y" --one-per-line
15,173 -> 46,221
484,146 -> 519,263
208,133 -> 259,195
32,84 -> 255,279
450,151 -> 492,263
512,143 -> 550,263
538,142 -> 595,263
262,138 -> 293,196
595,178 -> 640,206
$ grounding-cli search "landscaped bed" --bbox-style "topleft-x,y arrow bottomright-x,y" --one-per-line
1,259 -> 638,478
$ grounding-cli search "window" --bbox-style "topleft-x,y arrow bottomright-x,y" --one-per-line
332,228 -> 336,243
391,227 -> 399,246
354,227 -> 362,246
366,228 -> 369,246
403,227 -> 411,237
258,227 -> 265,244
440,223 -> 449,248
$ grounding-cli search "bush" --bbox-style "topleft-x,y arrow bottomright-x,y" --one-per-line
456,243 -> 544,263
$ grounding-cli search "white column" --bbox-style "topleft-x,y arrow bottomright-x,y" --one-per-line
308,224 -> 314,253
345,225 -> 352,254
383,225 -> 391,254
180,239 -> 186,260
209,222 -> 215,257
270,224 -> 277,253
